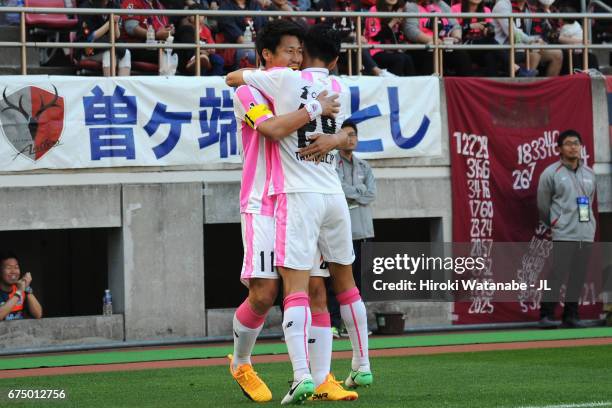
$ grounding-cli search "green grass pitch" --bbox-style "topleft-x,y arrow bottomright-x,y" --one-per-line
0,345 -> 611,407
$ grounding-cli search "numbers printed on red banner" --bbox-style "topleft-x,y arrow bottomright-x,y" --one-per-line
468,296 -> 494,314
467,179 -> 490,200
513,130 -> 558,191
461,132 -> 495,314
512,162 -> 536,190
580,283 -> 597,306
517,223 -> 554,312
469,200 -> 494,219
516,131 -> 558,165
466,158 -> 490,179
453,132 -> 489,159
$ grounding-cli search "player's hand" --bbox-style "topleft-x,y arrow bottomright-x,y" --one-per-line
317,91 -> 340,118
298,133 -> 339,164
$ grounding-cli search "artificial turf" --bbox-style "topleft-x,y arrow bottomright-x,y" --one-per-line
1,327 -> 611,371
0,345 -> 611,407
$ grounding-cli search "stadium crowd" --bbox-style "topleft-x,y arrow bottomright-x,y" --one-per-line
2,0 -> 604,76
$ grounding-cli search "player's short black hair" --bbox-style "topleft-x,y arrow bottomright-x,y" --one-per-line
303,24 -> 342,65
255,19 -> 304,62
341,120 -> 358,136
557,129 -> 582,147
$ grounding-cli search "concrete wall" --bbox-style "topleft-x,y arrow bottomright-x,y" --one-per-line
0,315 -> 123,350
118,183 -> 206,340
0,185 -> 121,231
0,78 -> 610,348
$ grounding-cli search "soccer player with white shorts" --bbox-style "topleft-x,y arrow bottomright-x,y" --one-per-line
228,24 -> 373,405
227,20 -> 356,404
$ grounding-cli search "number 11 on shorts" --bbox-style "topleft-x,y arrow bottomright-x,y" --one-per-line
260,251 -> 274,273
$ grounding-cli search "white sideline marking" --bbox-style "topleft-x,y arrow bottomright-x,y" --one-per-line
515,402 -> 612,408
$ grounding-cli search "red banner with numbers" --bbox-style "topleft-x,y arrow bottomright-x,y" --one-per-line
445,75 -> 599,324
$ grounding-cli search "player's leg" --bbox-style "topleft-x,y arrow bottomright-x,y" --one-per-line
229,213 -> 276,402
319,194 -> 373,388
278,267 -> 314,405
275,193 -> 323,404
232,278 -> 278,369
308,275 -> 331,388
308,266 -> 358,402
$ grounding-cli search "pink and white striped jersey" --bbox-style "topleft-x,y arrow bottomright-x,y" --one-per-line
242,67 -> 350,196
233,84 -> 276,216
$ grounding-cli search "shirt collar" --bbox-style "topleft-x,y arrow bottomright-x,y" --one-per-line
560,158 -> 583,171
303,67 -> 329,75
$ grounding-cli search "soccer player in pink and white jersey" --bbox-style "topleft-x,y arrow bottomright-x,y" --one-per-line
227,25 -> 373,404
228,20 -> 357,404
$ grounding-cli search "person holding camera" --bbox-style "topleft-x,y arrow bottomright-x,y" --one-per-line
491,0 -> 562,76
364,0 -> 416,76
530,2 -> 599,74
0,252 -> 42,321
451,0 -> 502,76
403,0 -> 472,75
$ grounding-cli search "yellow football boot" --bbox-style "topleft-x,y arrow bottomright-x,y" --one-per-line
309,373 -> 358,401
228,354 -> 272,402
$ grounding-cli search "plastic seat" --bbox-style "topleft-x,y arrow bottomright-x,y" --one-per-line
25,0 -> 78,30
132,60 -> 159,74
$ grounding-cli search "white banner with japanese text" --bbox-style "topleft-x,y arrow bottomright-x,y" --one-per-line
0,75 -> 441,171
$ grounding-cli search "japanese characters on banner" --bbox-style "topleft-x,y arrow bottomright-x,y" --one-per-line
0,75 -> 441,171
445,74 -> 599,324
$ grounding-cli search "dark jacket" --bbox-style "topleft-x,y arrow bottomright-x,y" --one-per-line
76,0 -> 125,58
217,0 -> 267,43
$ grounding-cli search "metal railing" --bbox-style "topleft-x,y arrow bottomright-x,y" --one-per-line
1,6 -> 612,77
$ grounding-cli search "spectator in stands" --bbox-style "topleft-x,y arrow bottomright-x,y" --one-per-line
310,0 -> 392,76
0,252 -> 43,321
359,0 -> 375,10
77,0 -> 131,76
292,0 -> 311,10
184,0 -> 220,32
553,6 -> 599,73
451,0 -> 501,76
159,0 -> 189,27
492,0 -> 563,76
403,0 -> 473,76
265,0 -> 308,27
121,0 -> 175,64
217,0 -> 267,68
537,130 -> 597,329
365,0 -> 416,76
175,2 -> 225,75
328,121 -> 376,337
